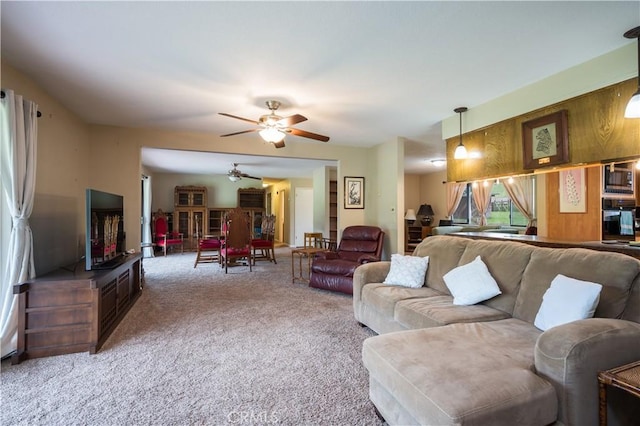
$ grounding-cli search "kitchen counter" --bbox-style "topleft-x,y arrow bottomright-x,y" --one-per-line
449,232 -> 640,260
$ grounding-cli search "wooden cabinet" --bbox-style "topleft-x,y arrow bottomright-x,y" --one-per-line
12,253 -> 142,364
207,208 -> 225,236
174,186 -> 208,250
174,208 -> 206,250
238,188 -> 265,209
406,225 -> 432,253
329,180 -> 338,241
175,186 -> 206,207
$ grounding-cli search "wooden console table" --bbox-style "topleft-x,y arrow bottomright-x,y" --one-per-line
598,360 -> 640,425
12,253 -> 143,364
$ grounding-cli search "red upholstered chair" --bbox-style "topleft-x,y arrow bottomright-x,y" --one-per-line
251,214 -> 277,265
194,237 -> 222,267
309,225 -> 385,295
153,209 -> 184,256
220,207 -> 253,273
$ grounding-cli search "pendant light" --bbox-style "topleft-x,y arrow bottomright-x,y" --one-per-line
624,26 -> 640,118
453,107 -> 468,159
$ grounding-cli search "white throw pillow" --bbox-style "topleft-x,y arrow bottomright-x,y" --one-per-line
443,255 -> 502,305
534,274 -> 602,331
383,254 -> 429,288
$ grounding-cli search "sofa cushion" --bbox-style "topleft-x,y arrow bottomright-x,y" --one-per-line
361,283 -> 441,319
394,295 -> 511,329
362,319 -> 557,426
534,274 -> 602,331
458,239 -> 534,315
443,255 -> 502,305
383,254 -> 429,288
413,236 -> 468,294
514,247 -> 640,323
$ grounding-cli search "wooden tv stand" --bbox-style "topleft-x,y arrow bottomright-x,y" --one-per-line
12,253 -> 143,364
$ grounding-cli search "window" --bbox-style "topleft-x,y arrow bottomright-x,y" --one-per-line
452,181 -> 535,227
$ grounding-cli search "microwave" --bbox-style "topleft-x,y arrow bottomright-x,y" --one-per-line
602,161 -> 635,198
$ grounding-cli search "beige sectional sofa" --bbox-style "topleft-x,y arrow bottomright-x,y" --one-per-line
353,236 -> 640,426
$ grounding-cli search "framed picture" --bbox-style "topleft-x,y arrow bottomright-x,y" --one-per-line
344,176 -> 364,209
522,110 -> 569,170
559,168 -> 586,213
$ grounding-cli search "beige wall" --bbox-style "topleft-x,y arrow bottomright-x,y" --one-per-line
370,138 -> 404,256
441,43 -> 636,139
151,173 -> 266,212
87,124 -> 384,253
405,168 -> 447,225
2,61 -> 91,275
404,174 -> 421,215
420,170 -> 447,225
2,61 -> 395,274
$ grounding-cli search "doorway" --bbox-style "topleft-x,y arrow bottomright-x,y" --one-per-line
294,187 -> 313,247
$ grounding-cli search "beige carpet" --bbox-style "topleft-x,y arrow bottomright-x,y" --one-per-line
1,248 -> 384,425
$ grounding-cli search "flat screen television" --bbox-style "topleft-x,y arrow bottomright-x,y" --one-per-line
85,189 -> 125,271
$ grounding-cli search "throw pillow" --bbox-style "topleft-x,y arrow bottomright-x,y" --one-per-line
443,255 -> 502,305
383,254 -> 429,288
534,274 -> 602,331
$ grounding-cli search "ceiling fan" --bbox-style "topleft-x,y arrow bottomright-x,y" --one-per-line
227,163 -> 261,182
219,100 -> 330,148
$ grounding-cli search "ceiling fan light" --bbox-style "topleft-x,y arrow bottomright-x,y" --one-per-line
228,175 -> 241,182
259,127 -> 286,143
624,90 -> 640,118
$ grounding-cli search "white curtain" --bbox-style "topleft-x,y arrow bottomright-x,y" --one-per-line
0,90 -> 38,358
445,182 -> 467,219
142,175 -> 153,258
471,181 -> 494,226
504,176 -> 536,227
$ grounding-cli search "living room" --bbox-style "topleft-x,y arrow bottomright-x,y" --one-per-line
2,2 -> 640,425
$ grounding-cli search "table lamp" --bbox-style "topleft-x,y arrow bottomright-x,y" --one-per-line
405,209 -> 417,225
417,204 -> 435,226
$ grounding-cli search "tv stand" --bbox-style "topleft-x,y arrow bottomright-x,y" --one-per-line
91,253 -> 126,270
12,253 -> 142,364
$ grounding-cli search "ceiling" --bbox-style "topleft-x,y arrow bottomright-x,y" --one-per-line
2,1 -> 638,179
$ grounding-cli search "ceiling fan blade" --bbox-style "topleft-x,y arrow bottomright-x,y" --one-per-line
220,129 -> 258,137
241,174 -> 262,180
287,128 -> 330,142
277,114 -> 307,127
218,112 -> 260,125
273,141 -> 286,149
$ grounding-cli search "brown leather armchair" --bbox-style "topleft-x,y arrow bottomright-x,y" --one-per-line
309,225 -> 385,295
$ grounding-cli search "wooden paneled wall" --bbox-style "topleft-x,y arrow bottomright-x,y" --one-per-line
545,165 -> 601,241
446,78 -> 640,182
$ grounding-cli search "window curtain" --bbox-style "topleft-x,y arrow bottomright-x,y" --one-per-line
471,181 -> 494,226
445,182 -> 466,219
504,176 -> 536,227
0,90 -> 38,358
142,175 -> 153,258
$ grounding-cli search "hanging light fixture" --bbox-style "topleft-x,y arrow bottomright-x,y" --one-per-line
453,107 -> 468,159
624,26 -> 640,118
